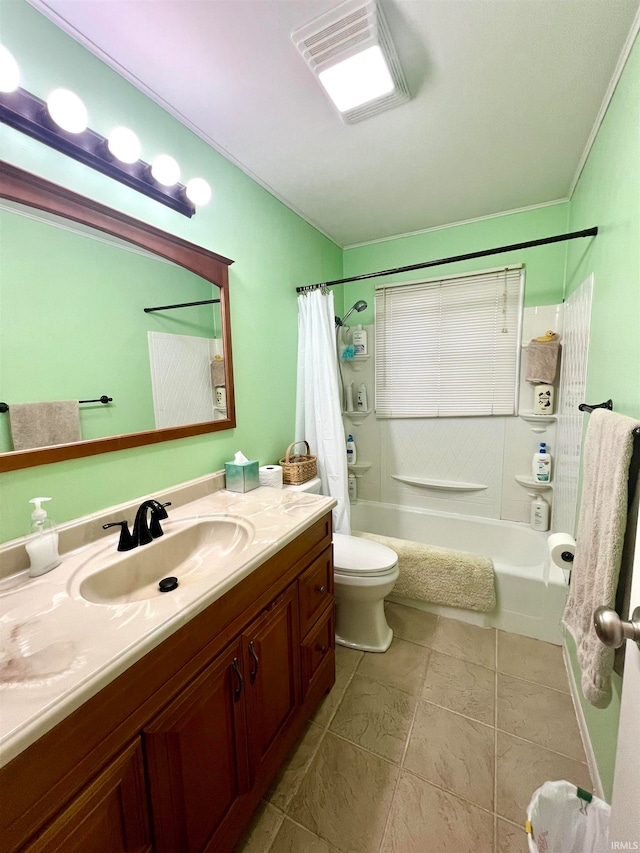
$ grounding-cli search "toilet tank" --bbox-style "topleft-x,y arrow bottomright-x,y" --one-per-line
282,476 -> 322,494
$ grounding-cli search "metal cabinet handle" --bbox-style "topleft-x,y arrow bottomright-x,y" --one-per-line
317,645 -> 328,654
248,641 -> 259,683
593,606 -> 640,650
231,657 -> 243,700
315,585 -> 326,594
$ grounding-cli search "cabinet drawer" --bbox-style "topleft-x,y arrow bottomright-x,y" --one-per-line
298,547 -> 333,638
300,605 -> 335,698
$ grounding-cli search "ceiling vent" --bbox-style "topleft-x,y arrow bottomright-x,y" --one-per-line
292,0 -> 409,124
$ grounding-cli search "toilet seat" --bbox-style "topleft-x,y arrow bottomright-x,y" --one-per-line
333,533 -> 398,577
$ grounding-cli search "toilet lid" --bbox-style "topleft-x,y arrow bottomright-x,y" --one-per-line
333,533 -> 398,575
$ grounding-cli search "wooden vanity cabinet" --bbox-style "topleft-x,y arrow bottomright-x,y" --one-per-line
3,513 -> 334,853
23,740 -> 151,853
143,640 -> 250,853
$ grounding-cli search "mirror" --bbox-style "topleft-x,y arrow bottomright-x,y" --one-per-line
0,161 -> 235,473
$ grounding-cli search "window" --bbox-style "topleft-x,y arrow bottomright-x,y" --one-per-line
374,266 -> 524,418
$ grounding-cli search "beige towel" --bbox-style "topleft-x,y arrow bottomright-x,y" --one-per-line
210,359 -> 225,388
9,401 -> 81,450
526,340 -> 560,384
353,531 -> 496,612
563,409 -> 640,708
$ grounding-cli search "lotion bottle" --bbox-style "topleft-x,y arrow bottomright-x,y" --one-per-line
352,325 -> 368,356
348,472 -> 357,502
532,442 -> 552,483
26,497 -> 61,577
530,494 -> 550,531
356,383 -> 368,411
345,381 -> 355,413
346,434 -> 357,466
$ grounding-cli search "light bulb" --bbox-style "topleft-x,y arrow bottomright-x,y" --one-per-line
186,177 -> 211,206
151,154 -> 180,186
47,88 -> 88,133
107,126 -> 141,164
0,44 -> 19,93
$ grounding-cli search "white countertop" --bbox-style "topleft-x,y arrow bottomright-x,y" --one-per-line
0,486 -> 335,768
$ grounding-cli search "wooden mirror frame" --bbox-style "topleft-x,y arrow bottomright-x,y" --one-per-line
0,161 -> 236,473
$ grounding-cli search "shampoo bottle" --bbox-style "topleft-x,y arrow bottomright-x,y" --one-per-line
356,383 -> 368,412
530,494 -> 550,531
352,325 -> 368,356
532,442 -> 552,483
346,434 -> 357,466
26,497 -> 61,577
348,472 -> 357,502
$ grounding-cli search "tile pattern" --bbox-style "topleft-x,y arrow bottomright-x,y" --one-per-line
234,609 -> 592,853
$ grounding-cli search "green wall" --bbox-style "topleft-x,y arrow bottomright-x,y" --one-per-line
342,201 -> 570,321
562,34 -> 640,802
0,0 -> 342,542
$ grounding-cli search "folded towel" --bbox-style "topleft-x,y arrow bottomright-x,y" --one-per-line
353,531 -> 496,612
526,340 -> 560,384
210,358 -> 225,388
9,401 -> 81,451
562,409 -> 640,708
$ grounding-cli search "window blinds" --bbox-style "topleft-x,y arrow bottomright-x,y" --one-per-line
374,267 -> 524,418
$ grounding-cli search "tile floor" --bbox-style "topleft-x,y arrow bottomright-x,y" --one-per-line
234,602 -> 592,853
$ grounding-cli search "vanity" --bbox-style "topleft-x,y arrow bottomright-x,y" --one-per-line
0,478 -> 336,853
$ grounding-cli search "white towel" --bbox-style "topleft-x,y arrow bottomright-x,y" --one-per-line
563,409 -> 640,708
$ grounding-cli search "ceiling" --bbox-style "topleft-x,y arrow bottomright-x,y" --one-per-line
27,0 -> 640,247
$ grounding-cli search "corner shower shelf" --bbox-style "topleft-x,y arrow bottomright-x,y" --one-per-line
391,475 -> 488,492
519,412 -> 557,433
348,461 -> 372,478
343,409 -> 372,424
514,475 -> 553,492
342,354 -> 370,372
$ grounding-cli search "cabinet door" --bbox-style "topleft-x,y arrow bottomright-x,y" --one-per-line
243,584 -> 300,783
143,639 -> 250,853
25,740 -> 151,853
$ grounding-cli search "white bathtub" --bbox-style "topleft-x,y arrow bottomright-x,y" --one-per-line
351,500 -> 567,644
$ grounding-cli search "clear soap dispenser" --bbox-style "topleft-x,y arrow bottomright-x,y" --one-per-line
26,497 -> 61,577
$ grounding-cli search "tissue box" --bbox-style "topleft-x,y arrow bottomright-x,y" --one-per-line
225,459 -> 259,493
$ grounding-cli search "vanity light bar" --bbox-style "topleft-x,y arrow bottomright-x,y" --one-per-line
0,87 -> 196,218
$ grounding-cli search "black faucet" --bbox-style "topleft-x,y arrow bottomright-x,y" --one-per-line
103,500 -> 171,551
132,500 -> 171,546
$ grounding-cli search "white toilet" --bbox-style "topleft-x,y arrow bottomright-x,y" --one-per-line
283,477 -> 399,652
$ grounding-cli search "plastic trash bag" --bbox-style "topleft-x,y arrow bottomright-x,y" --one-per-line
526,780 -> 611,853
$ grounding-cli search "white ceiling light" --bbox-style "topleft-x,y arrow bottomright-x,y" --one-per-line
151,154 -> 180,186
0,44 -> 20,93
186,177 -> 211,206
318,45 -> 394,113
107,126 -> 141,163
292,0 -> 409,124
46,88 -> 88,133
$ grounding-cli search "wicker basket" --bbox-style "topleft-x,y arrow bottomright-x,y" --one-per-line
279,440 -> 318,486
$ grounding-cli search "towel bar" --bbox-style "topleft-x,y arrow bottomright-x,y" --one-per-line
0,396 -> 112,413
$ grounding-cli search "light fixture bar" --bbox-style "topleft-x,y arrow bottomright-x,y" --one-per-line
0,87 -> 195,217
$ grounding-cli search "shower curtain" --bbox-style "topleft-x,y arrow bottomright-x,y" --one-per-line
295,289 -> 351,534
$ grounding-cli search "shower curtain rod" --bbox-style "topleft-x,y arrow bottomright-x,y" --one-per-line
295,227 -> 598,293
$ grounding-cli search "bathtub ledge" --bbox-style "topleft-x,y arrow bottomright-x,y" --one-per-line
391,475 -> 488,492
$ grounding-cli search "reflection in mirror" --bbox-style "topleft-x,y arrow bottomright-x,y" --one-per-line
0,161 -> 234,473
0,201 -> 226,451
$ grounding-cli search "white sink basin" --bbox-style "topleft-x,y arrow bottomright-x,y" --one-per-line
77,516 -> 253,605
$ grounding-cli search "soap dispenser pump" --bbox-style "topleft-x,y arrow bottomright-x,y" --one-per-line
26,497 -> 61,577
